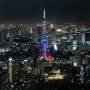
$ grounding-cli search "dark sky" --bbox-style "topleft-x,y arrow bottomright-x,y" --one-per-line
1,0 -> 90,21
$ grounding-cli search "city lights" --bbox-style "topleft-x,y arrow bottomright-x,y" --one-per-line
0,8 -> 90,90
50,24 -> 54,29
73,62 -> 77,67
56,29 -> 62,32
9,57 -> 12,61
53,42 -> 58,51
24,59 -> 28,62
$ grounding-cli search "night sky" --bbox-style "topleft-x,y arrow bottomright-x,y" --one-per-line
1,0 -> 90,21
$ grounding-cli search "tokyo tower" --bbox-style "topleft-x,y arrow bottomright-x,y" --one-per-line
41,9 -> 53,61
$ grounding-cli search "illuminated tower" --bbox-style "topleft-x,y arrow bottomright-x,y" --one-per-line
41,9 -> 48,58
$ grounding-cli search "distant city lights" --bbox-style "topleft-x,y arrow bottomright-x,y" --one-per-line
52,42 -> 58,51
56,29 -> 62,32
50,24 -> 54,29
73,62 -> 77,67
9,57 -> 12,61
24,59 -> 28,62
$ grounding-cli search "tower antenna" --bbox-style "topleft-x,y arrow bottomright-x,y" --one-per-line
43,9 -> 46,19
